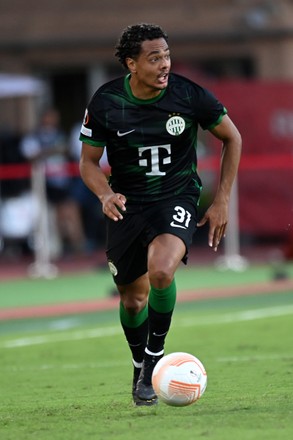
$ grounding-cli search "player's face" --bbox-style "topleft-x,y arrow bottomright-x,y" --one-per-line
127,38 -> 171,99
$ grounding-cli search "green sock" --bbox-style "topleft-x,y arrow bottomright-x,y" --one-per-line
147,279 -> 177,354
148,278 -> 176,313
119,302 -> 148,364
119,301 -> 148,327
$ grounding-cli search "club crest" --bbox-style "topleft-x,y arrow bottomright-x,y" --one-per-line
166,115 -> 185,136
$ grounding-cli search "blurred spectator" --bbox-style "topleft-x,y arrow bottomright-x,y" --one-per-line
20,109 -> 86,256
0,130 -> 29,197
0,130 -> 32,257
69,122 -> 107,251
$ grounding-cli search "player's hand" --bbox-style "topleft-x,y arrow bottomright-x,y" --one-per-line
197,200 -> 228,252
101,193 -> 127,221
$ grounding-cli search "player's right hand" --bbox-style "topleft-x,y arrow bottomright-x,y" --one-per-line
101,193 -> 127,221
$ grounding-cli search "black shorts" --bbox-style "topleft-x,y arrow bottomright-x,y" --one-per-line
105,194 -> 199,285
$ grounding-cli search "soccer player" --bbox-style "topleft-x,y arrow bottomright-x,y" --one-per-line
79,23 -> 242,406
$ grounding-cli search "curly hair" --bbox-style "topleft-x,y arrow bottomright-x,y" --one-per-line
115,23 -> 168,69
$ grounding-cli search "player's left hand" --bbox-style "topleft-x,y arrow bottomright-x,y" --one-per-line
197,200 -> 228,252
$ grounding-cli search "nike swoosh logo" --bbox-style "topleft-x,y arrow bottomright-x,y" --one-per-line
170,221 -> 187,229
153,331 -> 168,337
117,129 -> 135,137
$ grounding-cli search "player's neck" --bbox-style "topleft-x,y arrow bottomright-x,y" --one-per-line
129,75 -> 163,100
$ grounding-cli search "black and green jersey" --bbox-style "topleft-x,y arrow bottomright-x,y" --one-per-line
80,73 -> 227,203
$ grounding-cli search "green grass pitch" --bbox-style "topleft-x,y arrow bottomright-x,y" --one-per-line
0,264 -> 293,439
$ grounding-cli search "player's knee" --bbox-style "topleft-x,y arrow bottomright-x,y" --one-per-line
122,297 -> 146,316
149,268 -> 173,289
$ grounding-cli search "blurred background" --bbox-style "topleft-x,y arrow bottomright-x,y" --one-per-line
0,0 -> 293,276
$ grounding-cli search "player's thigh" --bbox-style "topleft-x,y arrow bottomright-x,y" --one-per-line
148,233 -> 186,274
145,196 -> 198,265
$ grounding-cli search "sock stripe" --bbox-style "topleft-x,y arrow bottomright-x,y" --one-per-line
145,347 -> 164,356
132,359 -> 143,368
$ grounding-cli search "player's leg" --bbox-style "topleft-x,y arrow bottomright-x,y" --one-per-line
147,233 -> 185,352
136,195 -> 198,401
117,273 -> 150,403
105,212 -> 152,404
136,233 -> 185,401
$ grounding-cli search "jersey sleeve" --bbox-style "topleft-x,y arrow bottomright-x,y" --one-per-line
79,93 -> 107,147
195,86 -> 227,131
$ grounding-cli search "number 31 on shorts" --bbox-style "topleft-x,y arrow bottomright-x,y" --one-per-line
170,206 -> 192,230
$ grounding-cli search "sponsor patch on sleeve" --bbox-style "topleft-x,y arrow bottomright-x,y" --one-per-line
81,125 -> 92,137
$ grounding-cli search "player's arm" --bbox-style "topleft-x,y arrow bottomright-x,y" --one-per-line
197,114 -> 242,251
79,142 -> 126,221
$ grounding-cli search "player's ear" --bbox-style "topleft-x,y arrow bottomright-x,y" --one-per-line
126,57 -> 137,74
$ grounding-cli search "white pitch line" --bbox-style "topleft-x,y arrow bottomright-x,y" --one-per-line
1,326 -> 121,349
1,354 -> 293,373
176,304 -> 293,327
1,304 -> 293,349
0,360 -> 130,372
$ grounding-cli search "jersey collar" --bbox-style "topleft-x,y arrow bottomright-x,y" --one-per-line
124,74 -> 167,104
